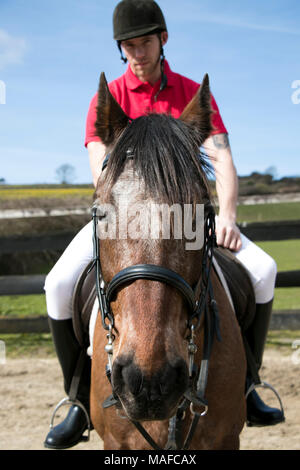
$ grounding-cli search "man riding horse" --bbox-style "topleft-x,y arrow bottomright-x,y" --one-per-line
44,0 -> 284,450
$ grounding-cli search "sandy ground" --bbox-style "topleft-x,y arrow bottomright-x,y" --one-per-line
0,348 -> 299,451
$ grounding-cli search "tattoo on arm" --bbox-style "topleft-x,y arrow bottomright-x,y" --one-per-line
212,133 -> 230,149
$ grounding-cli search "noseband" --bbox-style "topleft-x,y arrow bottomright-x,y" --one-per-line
90,196 -> 221,450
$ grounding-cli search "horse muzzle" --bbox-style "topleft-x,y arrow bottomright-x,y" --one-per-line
111,355 -> 189,421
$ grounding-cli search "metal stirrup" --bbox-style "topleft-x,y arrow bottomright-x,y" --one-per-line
49,397 -> 91,442
245,381 -> 284,416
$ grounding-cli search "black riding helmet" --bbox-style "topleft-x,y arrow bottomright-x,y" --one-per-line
113,0 -> 167,41
113,0 -> 168,95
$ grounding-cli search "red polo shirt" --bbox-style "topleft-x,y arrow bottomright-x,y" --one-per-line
85,60 -> 227,147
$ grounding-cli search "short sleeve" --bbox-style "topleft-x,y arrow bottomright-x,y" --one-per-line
210,94 -> 228,135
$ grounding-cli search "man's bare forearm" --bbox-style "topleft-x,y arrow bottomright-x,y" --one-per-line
87,141 -> 107,188
204,133 -> 238,220
203,133 -> 241,251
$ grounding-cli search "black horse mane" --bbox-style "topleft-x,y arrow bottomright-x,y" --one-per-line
103,113 -> 212,205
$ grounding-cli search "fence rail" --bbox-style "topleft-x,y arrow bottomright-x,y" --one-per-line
1,310 -> 300,334
238,220 -> 300,241
0,232 -> 75,255
0,220 -> 299,332
1,270 -> 299,297
0,220 -> 300,256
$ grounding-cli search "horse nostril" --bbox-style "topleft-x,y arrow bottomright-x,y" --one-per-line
112,355 -> 188,408
121,362 -> 144,396
159,359 -> 189,396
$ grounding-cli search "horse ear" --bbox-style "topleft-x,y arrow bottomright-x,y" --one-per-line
95,72 -> 130,146
180,74 -> 213,144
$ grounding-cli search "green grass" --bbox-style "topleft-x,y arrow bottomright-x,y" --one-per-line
0,294 -> 47,318
273,288 -> 300,310
0,205 -> 299,320
1,330 -> 299,358
1,189 -> 299,357
256,239 -> 300,271
0,239 -> 299,318
0,290 -> 298,317
237,201 -> 300,223
0,289 -> 298,317
256,239 -> 300,310
0,333 -> 54,357
266,330 -> 300,349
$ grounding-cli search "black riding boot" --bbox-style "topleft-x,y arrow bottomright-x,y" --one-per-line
44,318 -> 91,449
245,300 -> 285,427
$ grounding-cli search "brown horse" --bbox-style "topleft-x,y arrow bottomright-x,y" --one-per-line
89,73 -> 249,450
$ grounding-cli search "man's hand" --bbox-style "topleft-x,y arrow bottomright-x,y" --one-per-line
215,215 -> 242,252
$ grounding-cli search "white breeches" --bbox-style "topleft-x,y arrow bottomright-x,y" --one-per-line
44,221 -> 94,321
235,232 -> 276,304
44,221 -> 277,320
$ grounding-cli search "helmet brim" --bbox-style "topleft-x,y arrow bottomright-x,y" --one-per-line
114,25 -> 166,41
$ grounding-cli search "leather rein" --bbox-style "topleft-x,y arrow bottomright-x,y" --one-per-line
90,192 -> 221,450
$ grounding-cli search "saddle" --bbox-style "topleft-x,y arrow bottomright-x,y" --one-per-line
72,247 -> 256,349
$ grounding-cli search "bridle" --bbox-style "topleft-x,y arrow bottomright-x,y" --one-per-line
90,192 -> 222,450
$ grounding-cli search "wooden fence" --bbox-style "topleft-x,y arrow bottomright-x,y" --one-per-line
0,220 -> 300,332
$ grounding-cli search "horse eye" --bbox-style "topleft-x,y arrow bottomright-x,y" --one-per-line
93,199 -> 107,219
96,208 -> 107,220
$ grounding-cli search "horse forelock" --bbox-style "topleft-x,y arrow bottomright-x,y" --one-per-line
96,113 -> 212,283
101,113 -> 212,207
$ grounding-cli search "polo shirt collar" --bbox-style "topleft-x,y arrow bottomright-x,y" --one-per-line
125,59 -> 176,90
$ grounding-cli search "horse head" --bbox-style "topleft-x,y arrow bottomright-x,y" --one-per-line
92,72 -> 213,422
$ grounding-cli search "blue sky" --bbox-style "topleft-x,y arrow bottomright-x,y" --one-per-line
0,0 -> 299,184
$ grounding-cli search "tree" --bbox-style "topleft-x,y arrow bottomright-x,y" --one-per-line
264,166 -> 278,181
55,164 -> 76,184
0,177 -> 6,184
